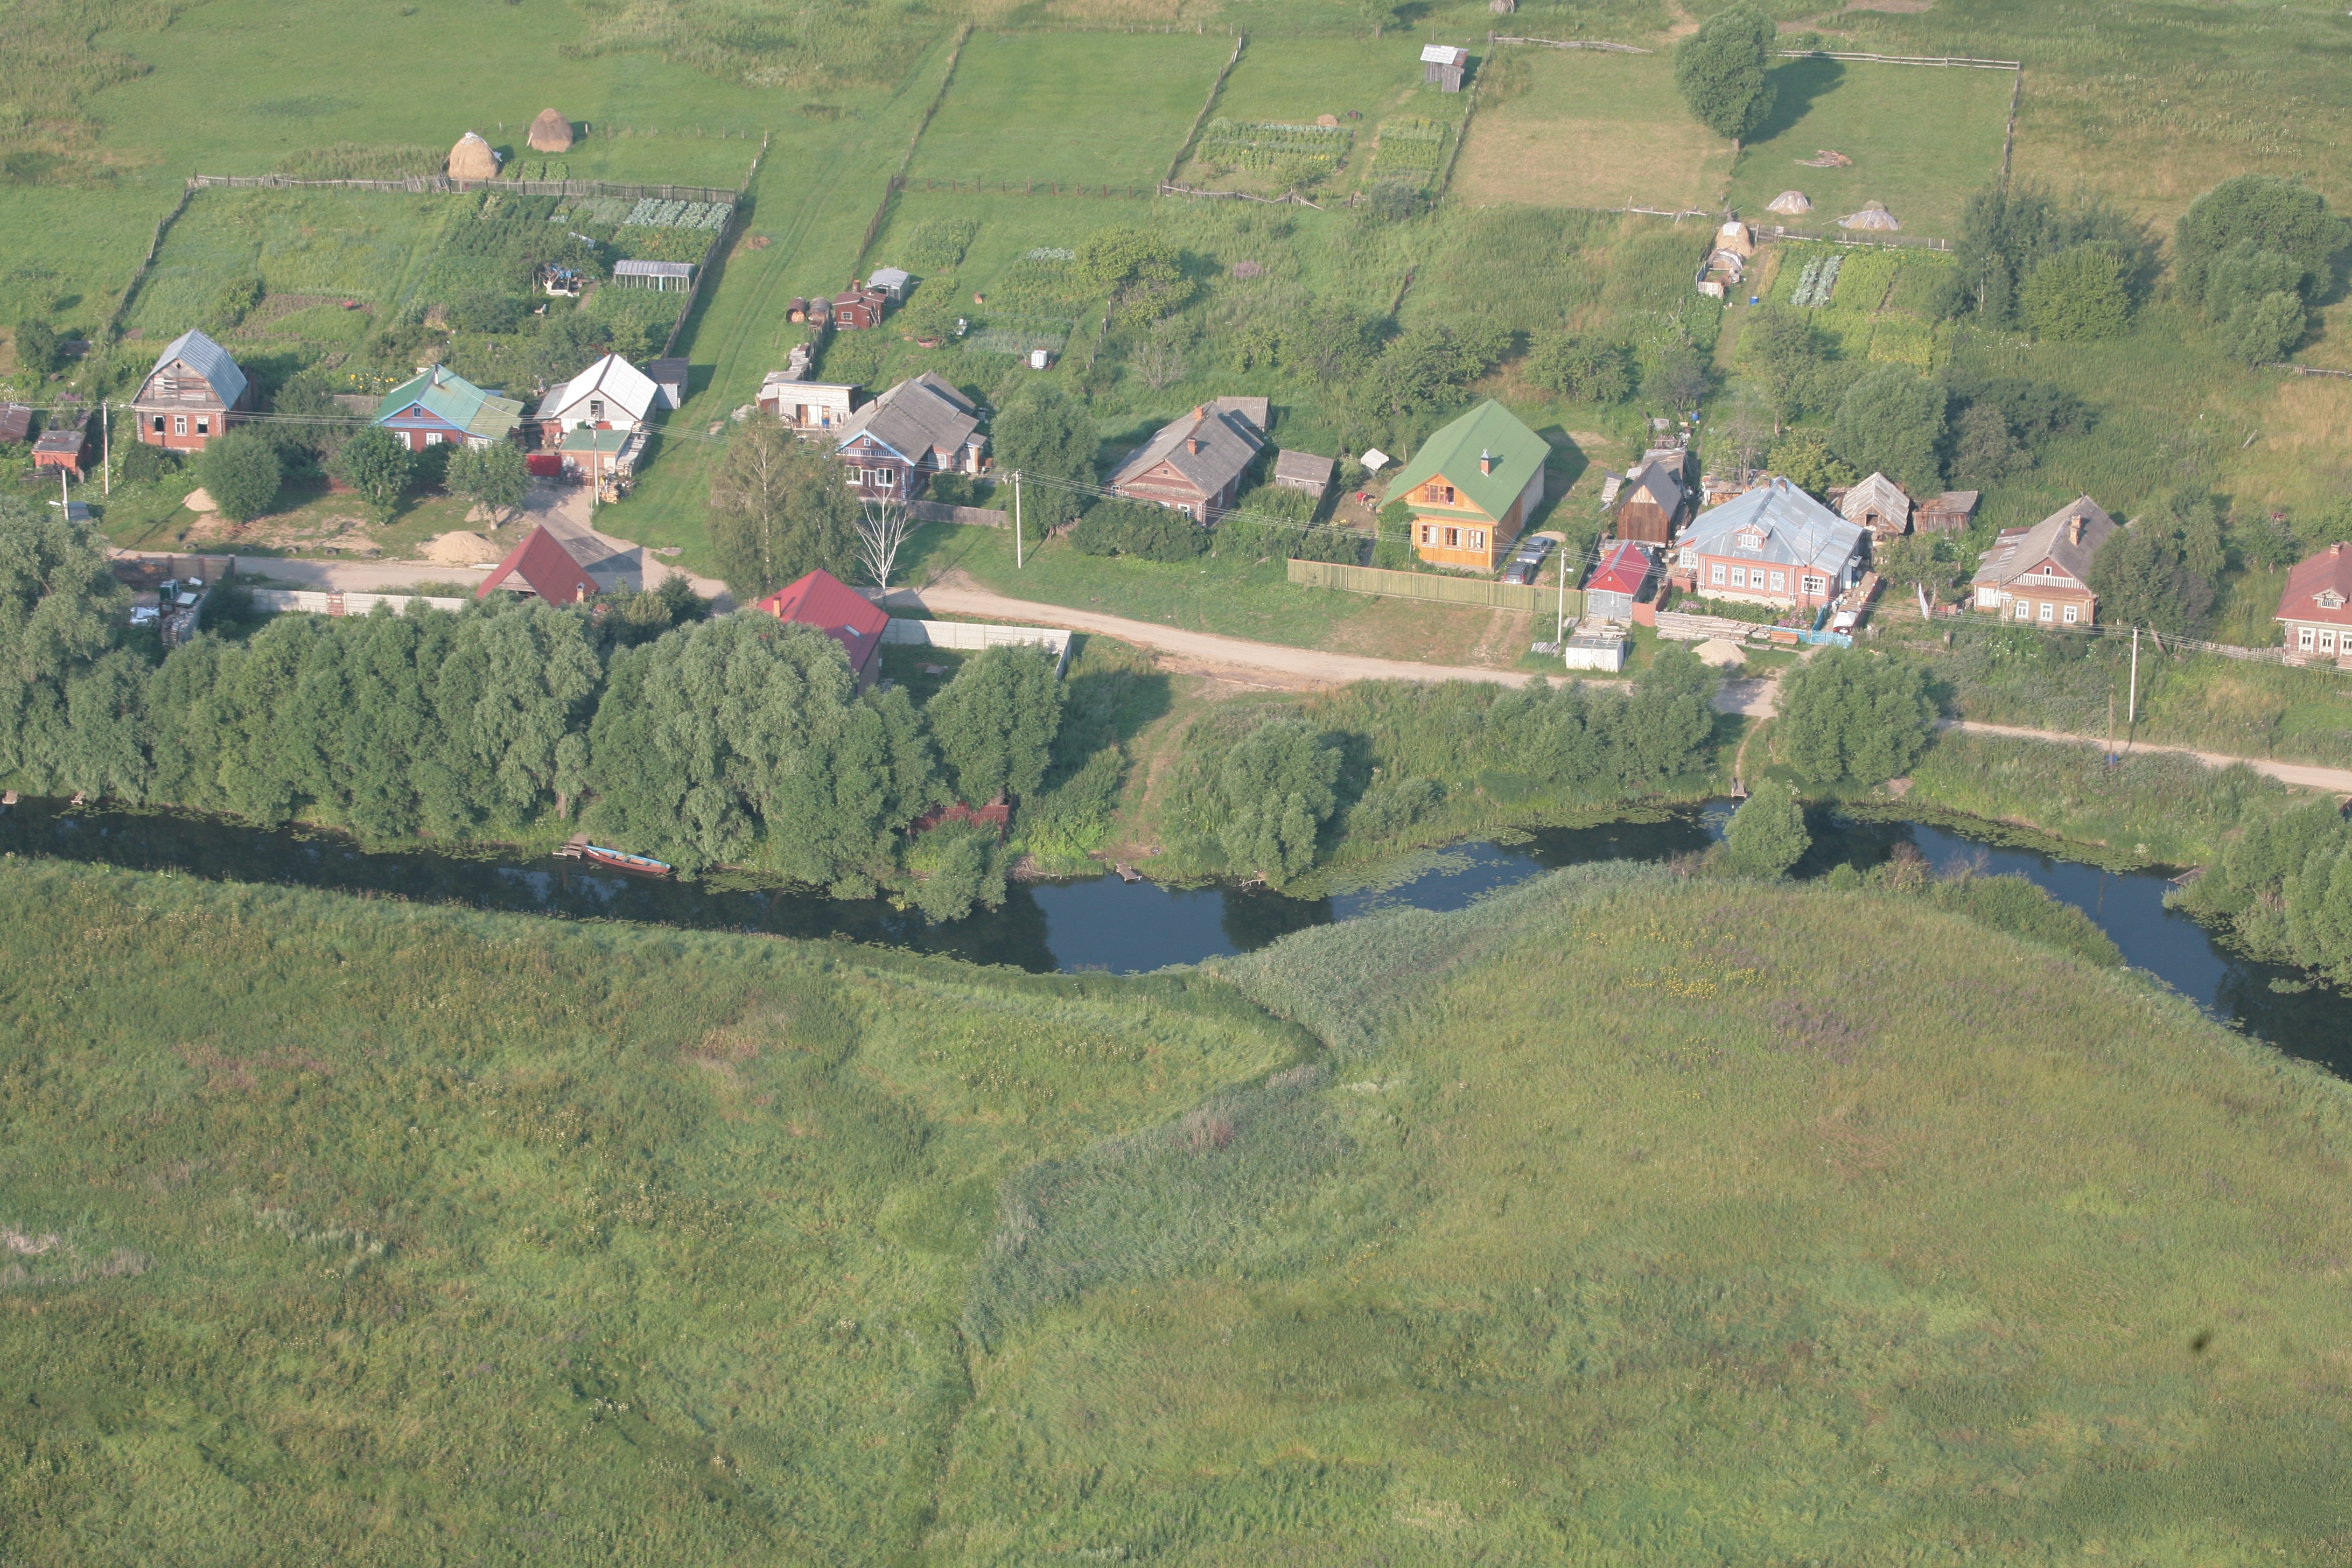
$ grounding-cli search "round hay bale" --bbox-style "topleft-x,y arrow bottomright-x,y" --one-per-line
1317,113 -> 1339,128
183,487 -> 218,514
1766,190 -> 1811,215
447,131 -> 500,181
1692,638 -> 1746,669
527,109 -> 573,154
1839,201 -> 1900,232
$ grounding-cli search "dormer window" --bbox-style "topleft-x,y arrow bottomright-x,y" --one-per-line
2320,590 -> 2347,610
1734,527 -> 1764,552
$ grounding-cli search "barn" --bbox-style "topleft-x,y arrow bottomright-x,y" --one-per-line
1613,454 -> 1685,545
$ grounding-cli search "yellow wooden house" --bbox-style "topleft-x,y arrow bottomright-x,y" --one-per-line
1384,400 -> 1549,571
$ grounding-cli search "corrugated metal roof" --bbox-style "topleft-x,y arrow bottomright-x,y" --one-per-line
1421,44 -> 1466,63
375,365 -> 524,441
1383,400 -> 1546,521
476,524 -> 597,605
1681,477 -> 1866,576
143,329 -> 248,410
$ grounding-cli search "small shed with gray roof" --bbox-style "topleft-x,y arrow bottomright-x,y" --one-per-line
1272,449 -> 1335,498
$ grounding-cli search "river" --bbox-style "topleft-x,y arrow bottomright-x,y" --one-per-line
2,797 -> 2342,1076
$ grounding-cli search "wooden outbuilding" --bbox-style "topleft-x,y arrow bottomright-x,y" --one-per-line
1839,472 -> 1911,537
33,412 -> 91,479
130,329 -> 250,452
1915,490 -> 1979,534
1272,449 -> 1335,498
447,131 -> 500,180
0,402 -> 32,445
527,109 -> 573,154
1421,44 -> 1468,92
1613,454 -> 1684,545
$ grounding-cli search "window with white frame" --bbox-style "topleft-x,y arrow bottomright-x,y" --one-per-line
1710,563 -> 1726,585
1801,574 -> 1826,597
1729,566 -> 1747,587
2015,601 -> 2031,619
2038,601 -> 2054,621
2299,626 -> 2317,649
426,431 -> 444,446
2324,630 -> 2340,653
1422,524 -> 1437,545
173,415 -> 187,436
877,468 -> 894,487
195,418 -> 209,435
2063,604 -> 2080,624
1468,530 -> 1485,550
1768,570 -> 1786,591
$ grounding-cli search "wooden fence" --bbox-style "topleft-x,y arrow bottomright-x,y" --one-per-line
909,500 -> 1007,527
909,176 -> 1158,199
1166,31 -> 1246,185
105,184 -> 195,342
1289,558 -> 1576,615
1487,34 -> 1651,53
188,173 -> 744,202
851,25 -> 973,276
1772,50 -> 2021,69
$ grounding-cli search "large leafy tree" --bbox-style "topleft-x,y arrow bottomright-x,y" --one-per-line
0,498 -> 140,799
330,426 -> 414,518
195,428 -> 283,522
1673,3 -> 1776,141
445,439 -> 529,528
2088,493 -> 2227,636
706,413 -> 859,600
1725,779 -> 1810,878
1831,367 -> 1947,495
1934,183 -> 2147,327
2174,176 -> 2349,307
1774,649 -> 1936,787
925,643 -> 1062,806
988,381 -> 1096,533
1217,719 -> 1340,887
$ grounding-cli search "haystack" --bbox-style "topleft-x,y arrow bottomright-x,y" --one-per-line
527,108 -> 573,154
1714,219 -> 1755,258
447,131 -> 500,180
1838,201 -> 1901,232
1766,190 -> 1812,215
1316,113 -> 1340,128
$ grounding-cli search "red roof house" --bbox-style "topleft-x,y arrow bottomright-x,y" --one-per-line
477,524 -> 599,605
754,569 -> 889,688
2278,541 -> 2352,666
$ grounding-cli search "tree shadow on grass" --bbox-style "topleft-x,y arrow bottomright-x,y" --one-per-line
1748,57 -> 1846,148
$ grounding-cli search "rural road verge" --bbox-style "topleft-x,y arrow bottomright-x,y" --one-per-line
1938,718 -> 2352,796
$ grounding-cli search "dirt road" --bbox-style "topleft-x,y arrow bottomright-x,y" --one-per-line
874,581 -> 1544,689
1938,719 -> 2352,796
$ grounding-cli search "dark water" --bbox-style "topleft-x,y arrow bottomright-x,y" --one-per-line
2,797 -> 2342,1075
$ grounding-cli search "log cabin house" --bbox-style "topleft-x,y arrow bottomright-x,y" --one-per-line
2275,541 -> 2352,667
129,330 -> 250,453
1385,399 -> 1548,572
1108,397 -> 1270,523
1970,496 -> 2115,626
830,373 -> 984,501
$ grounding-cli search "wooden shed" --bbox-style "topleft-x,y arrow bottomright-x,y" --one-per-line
1839,472 -> 1911,537
0,402 -> 31,445
1273,449 -> 1335,498
1916,489 -> 1980,534
1614,456 -> 1685,545
1421,44 -> 1467,92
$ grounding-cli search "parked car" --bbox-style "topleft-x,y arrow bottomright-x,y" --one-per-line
1501,536 -> 1555,586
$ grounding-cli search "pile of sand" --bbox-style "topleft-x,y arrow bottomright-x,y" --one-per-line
425,530 -> 503,566
182,487 -> 218,513
1692,638 -> 1747,669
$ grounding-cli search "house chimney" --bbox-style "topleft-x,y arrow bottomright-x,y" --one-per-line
2068,516 -> 2082,547
1187,435 -> 1201,455
1479,447 -> 1493,475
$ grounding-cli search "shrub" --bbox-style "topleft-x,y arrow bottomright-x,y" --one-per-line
1725,779 -> 1808,877
448,290 -> 524,334
119,440 -> 177,485
1774,649 -> 1935,786
1218,719 -> 1340,887
2022,244 -> 2131,341
194,428 -> 283,522
905,819 -> 1006,923
12,318 -> 62,377
1524,332 -> 1634,404
207,274 -> 263,330
1069,501 -> 1209,562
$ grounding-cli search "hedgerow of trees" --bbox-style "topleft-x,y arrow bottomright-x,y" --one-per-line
2173,174 -> 2350,366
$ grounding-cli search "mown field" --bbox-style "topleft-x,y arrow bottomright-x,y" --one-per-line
9,855 -> 2348,1562
1454,47 -> 1730,213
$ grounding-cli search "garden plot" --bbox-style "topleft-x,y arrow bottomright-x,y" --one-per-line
1726,57 -> 2014,240
910,32 -> 1232,188
1454,48 -> 1731,211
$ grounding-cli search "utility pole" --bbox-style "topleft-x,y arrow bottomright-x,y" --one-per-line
2128,625 -> 2140,729
1556,541 -> 1567,645
101,401 -> 110,496
1013,470 -> 1024,570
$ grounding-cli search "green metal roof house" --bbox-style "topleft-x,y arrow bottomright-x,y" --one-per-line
1384,400 -> 1549,572
373,365 -> 524,452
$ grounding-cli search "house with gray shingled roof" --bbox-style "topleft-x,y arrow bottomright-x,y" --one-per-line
1109,398 -> 1270,522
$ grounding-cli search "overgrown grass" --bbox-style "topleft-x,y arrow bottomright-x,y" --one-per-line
909,32 -> 1233,188
0,857 -> 1302,1563
930,863 -> 2352,1562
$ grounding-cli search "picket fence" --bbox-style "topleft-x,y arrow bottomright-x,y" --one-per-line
1288,558 -> 1576,616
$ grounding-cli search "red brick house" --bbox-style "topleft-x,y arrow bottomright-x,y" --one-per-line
1108,397 -> 1269,523
754,568 -> 889,689
129,330 -> 250,452
33,411 -> 92,479
2278,541 -> 2352,666
1675,476 -> 1867,610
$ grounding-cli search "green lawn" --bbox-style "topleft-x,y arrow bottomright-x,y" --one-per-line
1455,47 -> 1733,212
1725,57 -> 2015,239
909,31 -> 1235,188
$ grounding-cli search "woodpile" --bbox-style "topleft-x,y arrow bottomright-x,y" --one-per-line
446,131 -> 500,180
527,108 -> 573,153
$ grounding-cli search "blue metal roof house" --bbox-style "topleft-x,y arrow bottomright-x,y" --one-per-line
1674,477 -> 1866,611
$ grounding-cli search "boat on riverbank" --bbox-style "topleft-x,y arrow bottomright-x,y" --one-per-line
559,838 -> 673,877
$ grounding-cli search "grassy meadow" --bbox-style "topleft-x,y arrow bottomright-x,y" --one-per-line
10,838 -> 2352,1560
1724,57 -> 2016,240
909,31 -> 1234,189
1454,47 -> 1731,213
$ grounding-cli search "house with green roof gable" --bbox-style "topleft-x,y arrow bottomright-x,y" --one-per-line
1383,400 -> 1548,572
373,365 -> 524,453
